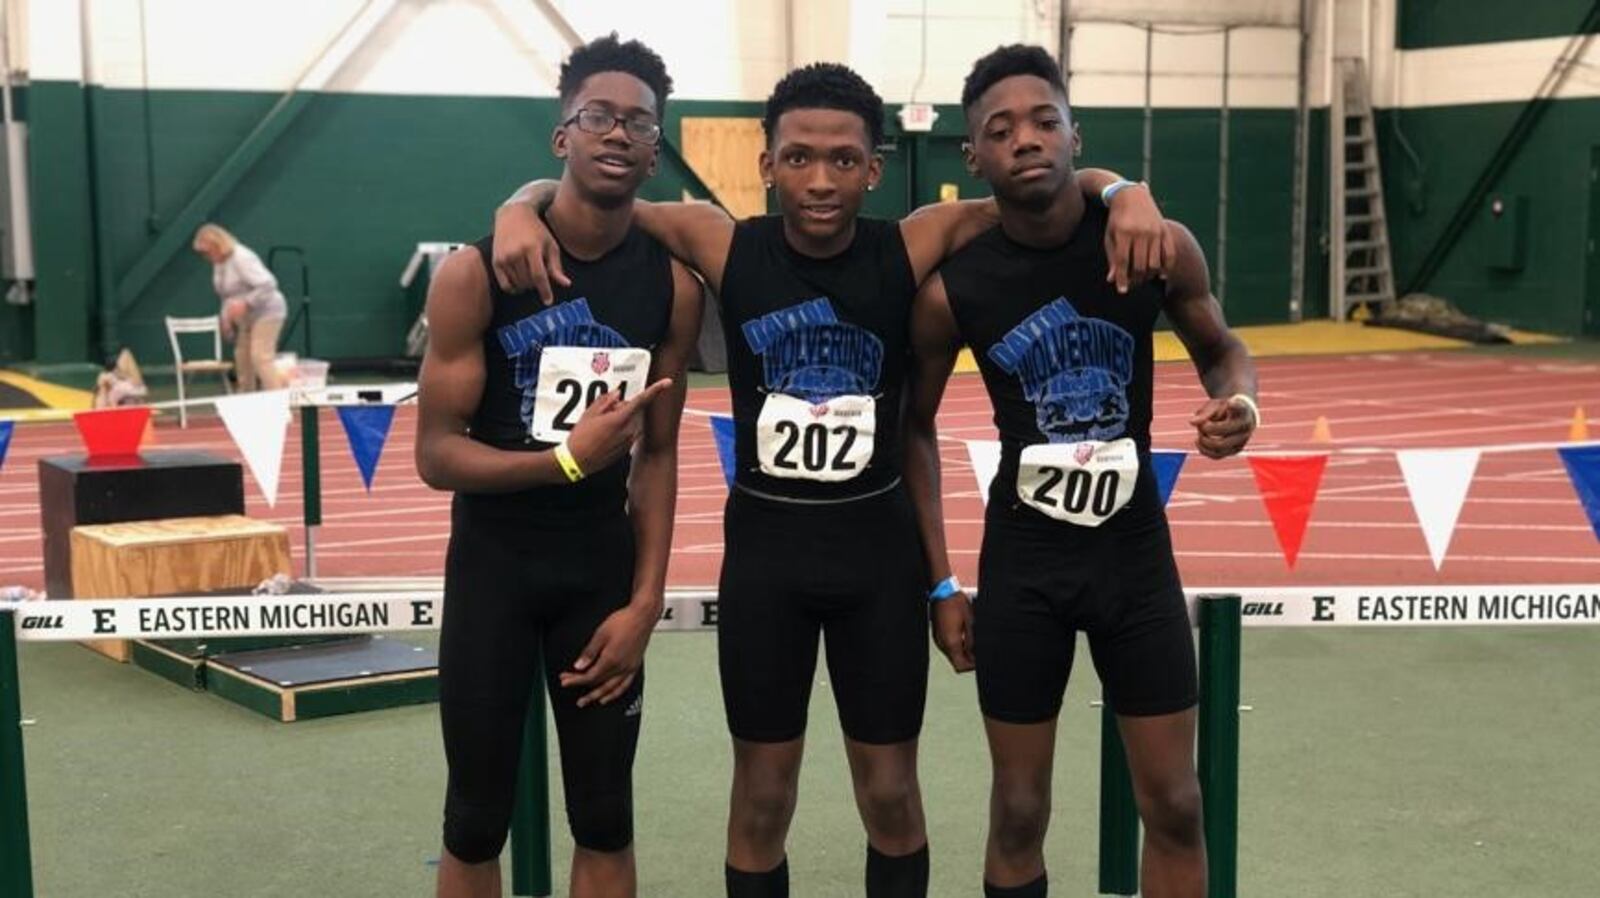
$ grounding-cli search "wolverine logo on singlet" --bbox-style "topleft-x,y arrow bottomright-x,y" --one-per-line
496,299 -> 649,443
987,297 -> 1139,526
741,298 -> 883,481
988,297 -> 1133,443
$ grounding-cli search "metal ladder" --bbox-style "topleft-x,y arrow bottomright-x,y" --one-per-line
1330,58 -> 1395,321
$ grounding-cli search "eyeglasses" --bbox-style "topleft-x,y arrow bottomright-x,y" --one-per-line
562,107 -> 662,145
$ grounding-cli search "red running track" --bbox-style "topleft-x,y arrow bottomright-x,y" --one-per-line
2,353 -> 1597,591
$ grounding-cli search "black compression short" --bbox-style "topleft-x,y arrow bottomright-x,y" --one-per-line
716,485 -> 929,745
974,504 -> 1197,723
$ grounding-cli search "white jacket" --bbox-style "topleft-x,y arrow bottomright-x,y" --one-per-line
213,245 -> 288,321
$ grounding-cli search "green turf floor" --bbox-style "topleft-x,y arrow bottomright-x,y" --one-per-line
12,625 -> 1600,897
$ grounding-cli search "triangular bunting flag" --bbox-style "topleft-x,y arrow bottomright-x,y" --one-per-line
215,390 -> 291,506
966,440 -> 1002,506
1247,454 -> 1329,569
336,405 -> 396,491
710,415 -> 736,487
73,406 -> 152,457
1558,445 -> 1600,543
1396,448 -> 1481,570
1152,450 -> 1187,506
0,419 -> 12,473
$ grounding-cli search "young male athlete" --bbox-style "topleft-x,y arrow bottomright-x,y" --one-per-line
414,35 -> 703,898
903,45 -> 1259,898
492,62 -> 1170,898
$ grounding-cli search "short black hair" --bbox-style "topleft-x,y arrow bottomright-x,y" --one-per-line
558,32 -> 673,115
763,63 -> 884,147
961,44 -> 1066,113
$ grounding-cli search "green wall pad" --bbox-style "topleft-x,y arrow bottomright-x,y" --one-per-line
205,636 -> 438,723
1377,99 -> 1600,335
1398,0 -> 1596,49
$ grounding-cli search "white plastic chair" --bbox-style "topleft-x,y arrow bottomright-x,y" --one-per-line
165,315 -> 233,428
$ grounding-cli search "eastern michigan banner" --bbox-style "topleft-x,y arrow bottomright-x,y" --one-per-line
9,592 -> 442,642
659,585 -> 1600,631
1181,585 -> 1600,628
12,585 -> 1599,642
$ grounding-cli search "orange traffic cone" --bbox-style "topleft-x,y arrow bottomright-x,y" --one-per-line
1571,406 -> 1590,443
1310,415 -> 1333,444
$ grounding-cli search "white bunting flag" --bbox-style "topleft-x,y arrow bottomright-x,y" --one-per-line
1396,448 -> 1481,570
215,389 -> 292,506
966,440 -> 1002,506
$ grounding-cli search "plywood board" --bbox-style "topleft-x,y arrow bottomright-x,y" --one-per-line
70,515 -> 291,661
680,117 -> 768,220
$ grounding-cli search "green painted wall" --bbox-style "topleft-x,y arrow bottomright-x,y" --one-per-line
886,105 -> 1310,327
1065,107 -> 1303,326
57,88 -> 770,365
0,303 -> 30,362
27,80 -> 96,363
27,84 -> 1314,365
1398,0 -> 1597,49
1377,98 -> 1599,334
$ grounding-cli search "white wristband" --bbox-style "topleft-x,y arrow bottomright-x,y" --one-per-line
1228,393 -> 1261,427
1100,179 -> 1142,206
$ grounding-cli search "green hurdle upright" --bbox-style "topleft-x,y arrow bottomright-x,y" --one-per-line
1097,593 -> 1242,897
1097,703 -> 1139,895
1,609 -> 36,898
510,650 -> 553,897
1198,594 -> 1242,898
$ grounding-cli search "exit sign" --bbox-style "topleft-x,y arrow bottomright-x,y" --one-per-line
898,103 -> 939,133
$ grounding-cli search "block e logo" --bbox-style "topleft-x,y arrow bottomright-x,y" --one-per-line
1312,595 -> 1336,622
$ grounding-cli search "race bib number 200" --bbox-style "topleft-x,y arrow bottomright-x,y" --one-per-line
757,393 -> 875,482
529,346 -> 652,443
1017,438 -> 1139,526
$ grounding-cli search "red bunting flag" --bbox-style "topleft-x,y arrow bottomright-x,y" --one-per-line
72,406 -> 152,458
1247,454 -> 1329,569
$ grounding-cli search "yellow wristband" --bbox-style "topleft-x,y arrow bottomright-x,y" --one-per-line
1228,393 -> 1261,427
553,443 -> 585,483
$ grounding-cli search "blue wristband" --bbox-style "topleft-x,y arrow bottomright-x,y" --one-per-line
929,576 -> 962,603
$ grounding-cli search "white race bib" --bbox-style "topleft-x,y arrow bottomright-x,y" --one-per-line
756,393 -> 875,481
1016,438 -> 1139,526
529,346 -> 652,443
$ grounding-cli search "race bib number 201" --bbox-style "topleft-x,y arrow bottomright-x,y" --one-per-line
529,346 -> 652,443
1017,438 -> 1139,526
757,393 -> 875,482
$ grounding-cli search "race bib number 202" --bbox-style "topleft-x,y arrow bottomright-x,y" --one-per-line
529,346 -> 652,443
756,393 -> 875,482
1017,438 -> 1139,526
